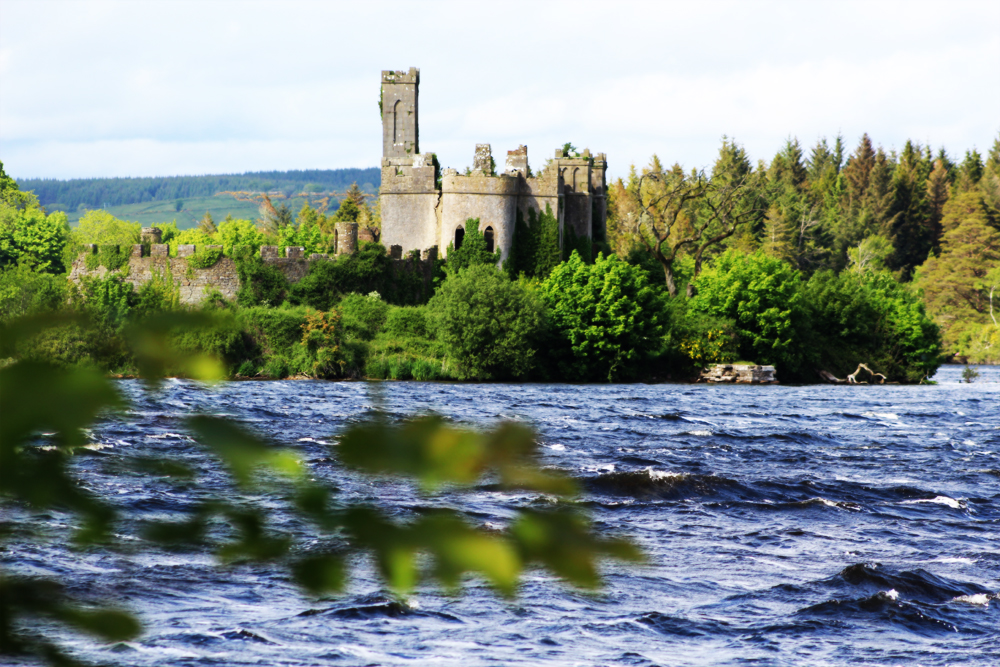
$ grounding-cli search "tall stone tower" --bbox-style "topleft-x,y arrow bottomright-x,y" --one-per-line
381,68 -> 419,158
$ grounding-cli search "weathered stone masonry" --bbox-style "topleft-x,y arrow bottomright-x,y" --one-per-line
379,68 -> 608,263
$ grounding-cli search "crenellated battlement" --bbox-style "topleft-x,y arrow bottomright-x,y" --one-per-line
382,68 -> 419,85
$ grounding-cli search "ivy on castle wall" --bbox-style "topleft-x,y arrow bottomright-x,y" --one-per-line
505,204 -> 561,280
84,245 -> 131,272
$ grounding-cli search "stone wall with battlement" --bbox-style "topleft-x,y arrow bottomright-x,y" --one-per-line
69,233 -> 436,306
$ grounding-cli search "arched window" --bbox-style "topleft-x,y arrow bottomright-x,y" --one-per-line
392,100 -> 402,144
455,226 -> 465,250
484,226 -> 495,253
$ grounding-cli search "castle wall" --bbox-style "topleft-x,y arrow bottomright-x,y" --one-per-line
69,239 -> 435,306
439,173 -> 519,262
69,246 -> 242,305
518,170 -> 561,232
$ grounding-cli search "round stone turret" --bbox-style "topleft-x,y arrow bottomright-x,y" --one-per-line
336,222 -> 358,255
141,227 -> 162,244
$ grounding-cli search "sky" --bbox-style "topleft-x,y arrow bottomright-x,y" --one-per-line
1,0 -> 998,182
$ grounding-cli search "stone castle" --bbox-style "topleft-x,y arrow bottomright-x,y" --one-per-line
70,67 -> 607,302
379,68 -> 608,261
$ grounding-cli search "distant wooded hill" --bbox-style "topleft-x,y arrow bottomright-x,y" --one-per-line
17,168 -> 381,212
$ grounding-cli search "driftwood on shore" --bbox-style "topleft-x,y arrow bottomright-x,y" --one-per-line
818,363 -> 892,385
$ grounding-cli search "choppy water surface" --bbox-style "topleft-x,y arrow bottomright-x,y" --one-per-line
8,366 -> 1000,665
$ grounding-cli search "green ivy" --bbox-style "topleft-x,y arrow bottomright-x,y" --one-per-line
84,245 -> 131,272
444,218 -> 500,274
505,204 -> 560,279
187,247 -> 224,269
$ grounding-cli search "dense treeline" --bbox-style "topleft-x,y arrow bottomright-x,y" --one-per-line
606,133 -> 1000,365
15,168 -> 381,212
3,127 -> 998,384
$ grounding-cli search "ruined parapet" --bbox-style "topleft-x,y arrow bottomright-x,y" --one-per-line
440,170 -> 519,262
421,246 -> 438,262
177,244 -> 195,257
130,244 -> 143,258
260,245 -> 309,282
151,244 -> 169,257
358,226 -> 378,244
472,144 -> 493,175
335,223 -> 358,255
310,253 -> 330,261
141,227 -> 162,245
390,244 -> 403,259
699,364 -> 778,384
505,145 -> 528,177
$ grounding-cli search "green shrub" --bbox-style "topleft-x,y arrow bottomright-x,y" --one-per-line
170,312 -> 251,374
660,296 -> 740,375
803,270 -> 943,382
187,246 -> 224,269
0,262 -> 68,324
236,256 -> 289,307
237,307 -> 307,357
383,305 -> 430,338
690,250 -> 809,379
539,251 -> 665,381
446,218 -> 500,274
0,202 -> 70,273
133,270 -> 179,318
73,274 -> 135,336
339,292 -> 389,340
291,242 -> 430,308
429,264 -> 545,380
505,205 -> 560,279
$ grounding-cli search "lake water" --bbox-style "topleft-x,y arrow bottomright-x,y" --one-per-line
7,366 -> 1000,665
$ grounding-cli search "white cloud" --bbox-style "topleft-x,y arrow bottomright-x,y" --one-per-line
1,0 -> 997,180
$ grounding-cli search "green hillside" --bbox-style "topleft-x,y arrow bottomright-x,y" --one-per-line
16,168 -> 380,229
60,194 -> 337,229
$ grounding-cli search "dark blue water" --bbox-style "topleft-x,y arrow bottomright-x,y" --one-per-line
7,366 -> 1000,665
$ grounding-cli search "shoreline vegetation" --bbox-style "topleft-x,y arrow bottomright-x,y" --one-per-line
3,133 -> 999,383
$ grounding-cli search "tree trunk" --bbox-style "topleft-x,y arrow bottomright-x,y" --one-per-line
664,263 -> 678,297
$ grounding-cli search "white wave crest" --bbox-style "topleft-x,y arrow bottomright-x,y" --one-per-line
901,496 -> 963,509
862,412 -> 899,420
952,594 -> 990,606
687,430 -> 713,436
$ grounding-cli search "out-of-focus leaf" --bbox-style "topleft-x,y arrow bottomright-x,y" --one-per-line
511,508 -> 644,589
125,312 -> 225,384
0,361 -> 121,452
142,514 -> 208,548
293,484 -> 340,531
186,415 -> 302,487
338,417 -> 576,496
413,512 -> 521,597
55,608 -> 142,643
126,457 -> 196,480
0,312 -> 88,358
338,416 -> 485,491
217,508 -> 291,563
291,553 -> 346,595
1,574 -> 141,644
341,507 -> 417,592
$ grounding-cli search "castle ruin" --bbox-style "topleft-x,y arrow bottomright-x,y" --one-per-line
69,67 -> 605,302
379,68 -> 608,261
